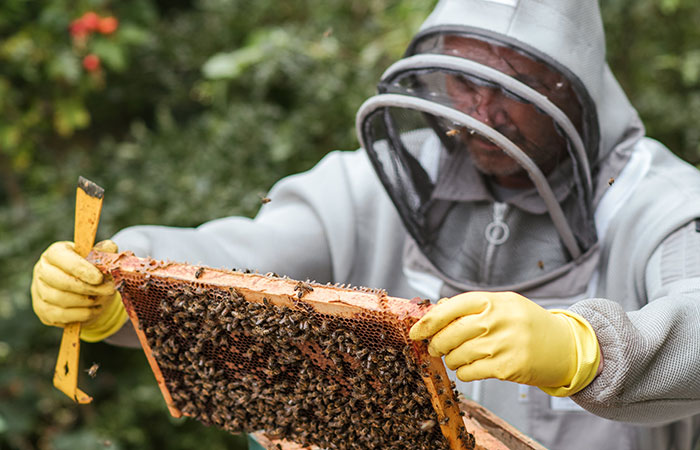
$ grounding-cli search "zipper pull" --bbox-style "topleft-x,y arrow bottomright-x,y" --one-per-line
485,202 -> 510,245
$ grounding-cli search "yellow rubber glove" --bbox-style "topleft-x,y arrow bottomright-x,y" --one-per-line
31,240 -> 128,342
409,291 -> 600,397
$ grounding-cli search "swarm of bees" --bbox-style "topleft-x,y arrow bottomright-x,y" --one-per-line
117,273 -> 472,450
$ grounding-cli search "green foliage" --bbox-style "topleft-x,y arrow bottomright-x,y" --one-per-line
1,0 -> 698,449
0,1 -> 435,449
602,0 -> 700,163
0,0 -> 153,183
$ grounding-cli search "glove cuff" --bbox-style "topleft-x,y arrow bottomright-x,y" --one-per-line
540,309 -> 601,397
80,292 -> 128,342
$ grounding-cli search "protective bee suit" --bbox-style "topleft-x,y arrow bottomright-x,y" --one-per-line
106,0 -> 700,449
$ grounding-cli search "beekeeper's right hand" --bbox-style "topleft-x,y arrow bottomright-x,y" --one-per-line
31,240 -> 128,342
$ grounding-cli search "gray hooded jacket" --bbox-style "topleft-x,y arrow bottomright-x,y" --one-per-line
109,1 -> 700,449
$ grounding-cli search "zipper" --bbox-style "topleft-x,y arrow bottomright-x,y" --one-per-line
480,202 -> 510,282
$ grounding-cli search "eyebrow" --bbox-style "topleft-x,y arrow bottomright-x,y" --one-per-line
514,74 -> 549,90
444,38 -> 565,95
499,58 -> 543,87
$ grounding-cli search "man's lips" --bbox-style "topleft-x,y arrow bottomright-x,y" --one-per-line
469,136 -> 502,152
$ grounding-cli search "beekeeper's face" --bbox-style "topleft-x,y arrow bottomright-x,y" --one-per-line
442,36 -> 582,187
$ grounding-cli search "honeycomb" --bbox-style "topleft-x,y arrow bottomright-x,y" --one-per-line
89,250 -> 474,450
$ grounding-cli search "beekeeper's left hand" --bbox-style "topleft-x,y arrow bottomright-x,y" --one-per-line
409,291 -> 600,396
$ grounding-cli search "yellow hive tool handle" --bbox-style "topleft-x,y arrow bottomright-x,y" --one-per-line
53,176 -> 104,403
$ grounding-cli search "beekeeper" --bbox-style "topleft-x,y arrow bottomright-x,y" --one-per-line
30,0 -> 700,448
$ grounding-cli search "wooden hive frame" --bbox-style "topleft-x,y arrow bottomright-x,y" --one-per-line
89,250 -> 475,450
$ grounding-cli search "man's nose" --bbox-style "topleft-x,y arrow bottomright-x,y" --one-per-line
471,86 -> 496,124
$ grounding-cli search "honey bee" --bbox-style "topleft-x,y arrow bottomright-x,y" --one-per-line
537,260 -> 545,270
194,267 -> 204,279
260,196 -> 272,204
85,362 -> 100,378
419,419 -> 436,431
417,298 -> 431,307
294,281 -> 314,299
382,421 -> 392,434
213,302 -> 225,315
608,177 -> 615,186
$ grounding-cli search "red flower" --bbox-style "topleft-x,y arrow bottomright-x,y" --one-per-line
81,12 -> 100,31
69,18 -> 89,38
82,54 -> 101,72
98,16 -> 119,35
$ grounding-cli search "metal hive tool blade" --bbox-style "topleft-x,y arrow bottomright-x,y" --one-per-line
89,250 -> 474,450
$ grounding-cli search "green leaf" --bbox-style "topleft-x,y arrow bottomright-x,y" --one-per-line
681,50 -> 700,85
46,50 -> 81,83
202,28 -> 295,80
658,0 -> 681,14
0,124 -> 21,151
0,31 -> 35,63
115,23 -> 152,46
202,46 -> 266,80
53,98 -> 90,136
93,39 -> 127,72
51,430 -> 123,450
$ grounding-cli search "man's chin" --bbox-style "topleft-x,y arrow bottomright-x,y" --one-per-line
474,162 -> 533,188
474,163 -> 526,179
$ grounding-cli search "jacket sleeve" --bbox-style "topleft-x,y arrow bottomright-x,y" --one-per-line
569,220 -> 700,423
105,149 -> 375,347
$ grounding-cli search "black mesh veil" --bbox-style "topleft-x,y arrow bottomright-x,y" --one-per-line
356,33 -> 598,286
